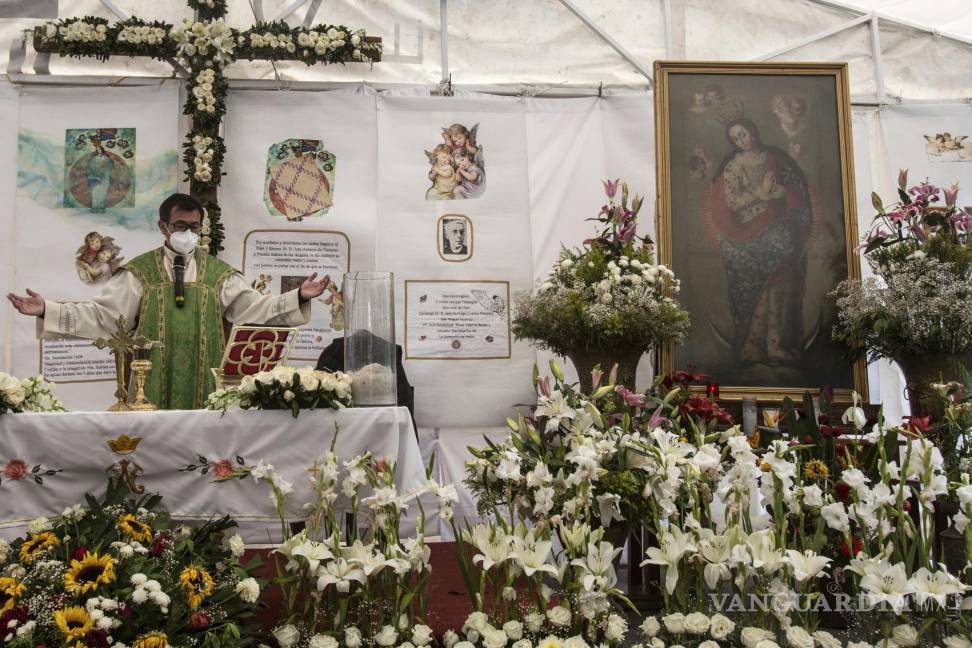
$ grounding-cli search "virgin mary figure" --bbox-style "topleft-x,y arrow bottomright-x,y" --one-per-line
704,117 -> 817,367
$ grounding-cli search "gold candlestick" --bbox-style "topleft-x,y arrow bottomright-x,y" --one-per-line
129,359 -> 156,411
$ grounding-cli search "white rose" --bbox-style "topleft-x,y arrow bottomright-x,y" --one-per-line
465,612 -> 489,633
483,628 -> 508,648
891,624 -> 918,647
503,621 -> 523,641
546,605 -> 571,627
273,624 -> 300,648
442,630 -> 459,648
563,637 -> 588,648
662,613 -> 686,634
345,627 -> 362,648
709,614 -> 735,640
812,631 -> 842,648
699,642 -> 720,648
741,628 -> 774,648
640,617 -> 660,638
374,625 -> 398,647
310,635 -> 338,648
524,612 -> 544,634
412,625 -> 434,646
944,637 -> 972,648
512,641 -> 532,648
683,612 -> 709,635
785,626 -> 813,648
235,577 -> 260,603
755,642 -> 781,648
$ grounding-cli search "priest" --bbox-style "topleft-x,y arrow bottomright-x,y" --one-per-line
6,193 -> 332,409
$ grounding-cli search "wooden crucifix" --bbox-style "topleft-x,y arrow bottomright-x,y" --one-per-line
31,0 -> 381,255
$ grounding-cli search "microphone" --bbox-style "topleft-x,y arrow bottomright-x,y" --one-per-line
174,254 -> 185,308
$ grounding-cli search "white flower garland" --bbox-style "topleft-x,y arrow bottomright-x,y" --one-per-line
58,22 -> 107,43
171,18 -> 235,68
190,134 -> 215,182
117,24 -> 167,46
191,68 -> 218,114
245,31 -> 296,53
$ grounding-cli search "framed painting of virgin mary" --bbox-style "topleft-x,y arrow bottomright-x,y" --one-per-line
654,61 -> 867,401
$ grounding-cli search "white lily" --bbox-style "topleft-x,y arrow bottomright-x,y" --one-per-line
784,549 -> 831,583
911,567 -> 967,608
511,534 -> 558,577
290,540 -> 334,573
640,525 -> 697,594
859,561 -> 914,613
316,558 -> 365,593
569,541 -> 621,592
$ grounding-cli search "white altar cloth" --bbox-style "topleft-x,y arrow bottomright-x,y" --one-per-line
0,407 -> 423,542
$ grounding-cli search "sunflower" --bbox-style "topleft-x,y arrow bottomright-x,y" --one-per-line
179,565 -> 215,609
64,551 -> 117,595
18,531 -> 60,563
133,632 -> 169,648
0,576 -> 26,615
804,459 -> 830,481
117,513 -> 153,543
53,606 -> 94,641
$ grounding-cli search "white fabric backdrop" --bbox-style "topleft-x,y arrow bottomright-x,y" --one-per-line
10,85 -> 179,410
0,85 -> 19,375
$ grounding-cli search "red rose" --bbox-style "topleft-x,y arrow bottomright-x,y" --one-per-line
212,459 -> 235,480
835,481 -> 852,503
151,532 -> 171,557
71,546 -> 89,561
2,459 -> 28,481
187,611 -> 211,632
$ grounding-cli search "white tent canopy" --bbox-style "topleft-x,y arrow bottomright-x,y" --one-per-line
0,0 -> 969,101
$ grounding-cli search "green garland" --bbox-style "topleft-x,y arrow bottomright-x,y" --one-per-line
235,21 -> 381,65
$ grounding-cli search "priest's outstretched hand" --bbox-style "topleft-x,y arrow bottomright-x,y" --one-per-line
299,273 -> 332,300
7,289 -> 45,317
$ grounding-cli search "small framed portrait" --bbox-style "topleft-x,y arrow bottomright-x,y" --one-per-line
437,214 -> 473,262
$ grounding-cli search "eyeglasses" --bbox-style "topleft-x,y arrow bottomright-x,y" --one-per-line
169,222 -> 202,233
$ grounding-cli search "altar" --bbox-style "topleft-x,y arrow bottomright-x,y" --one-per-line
0,406 -> 423,542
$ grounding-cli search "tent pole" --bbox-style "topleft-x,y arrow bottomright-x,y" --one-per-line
556,0 -> 653,85
803,0 -> 972,47
440,0 -> 449,85
870,16 -> 887,105
661,0 -> 673,58
752,14 -> 870,61
272,0 -> 312,22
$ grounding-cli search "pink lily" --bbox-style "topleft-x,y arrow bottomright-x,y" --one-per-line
615,385 -> 646,407
619,222 -> 637,243
648,405 -> 670,429
909,223 -> 927,242
886,209 -> 905,224
944,183 -> 960,208
854,227 -> 886,252
602,179 -> 619,200
538,376 -> 552,398
952,209 -> 971,234
909,183 -> 939,201
590,367 -> 603,391
898,169 -> 908,190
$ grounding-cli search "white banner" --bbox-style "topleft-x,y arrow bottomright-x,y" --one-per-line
11,84 -> 180,409
404,280 -> 510,360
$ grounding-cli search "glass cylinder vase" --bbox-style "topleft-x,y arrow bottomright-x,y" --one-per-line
343,271 -> 398,407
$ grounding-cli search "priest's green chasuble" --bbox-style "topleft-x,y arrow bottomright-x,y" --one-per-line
125,248 -> 236,409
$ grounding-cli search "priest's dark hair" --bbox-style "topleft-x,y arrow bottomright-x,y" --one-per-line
159,193 -> 203,223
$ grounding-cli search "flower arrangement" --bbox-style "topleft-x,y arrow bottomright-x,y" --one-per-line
512,180 -> 689,387
170,18 -> 236,69
235,22 -> 380,66
834,173 -> 972,361
0,372 -> 64,414
182,130 -> 226,191
206,366 -> 353,418
0,478 -> 260,647
216,433 -> 458,648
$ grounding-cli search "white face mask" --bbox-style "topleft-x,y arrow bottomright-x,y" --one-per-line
168,229 -> 199,256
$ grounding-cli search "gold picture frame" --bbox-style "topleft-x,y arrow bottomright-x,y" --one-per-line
654,60 -> 867,402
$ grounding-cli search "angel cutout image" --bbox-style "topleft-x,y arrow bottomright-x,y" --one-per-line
250,273 -> 273,295
75,232 -> 124,285
425,144 -> 457,200
471,289 -> 506,317
924,133 -> 971,160
425,123 -> 486,200
319,281 -> 345,331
